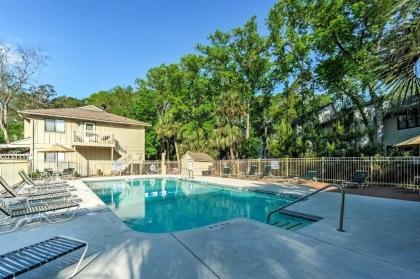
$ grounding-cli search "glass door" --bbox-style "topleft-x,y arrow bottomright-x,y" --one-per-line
84,122 -> 96,142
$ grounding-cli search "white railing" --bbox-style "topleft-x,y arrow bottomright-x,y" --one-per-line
213,157 -> 420,189
0,153 -> 29,160
166,160 -> 180,174
114,139 -> 127,155
73,130 -> 114,145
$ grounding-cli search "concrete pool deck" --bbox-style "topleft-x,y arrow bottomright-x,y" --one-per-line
0,175 -> 419,278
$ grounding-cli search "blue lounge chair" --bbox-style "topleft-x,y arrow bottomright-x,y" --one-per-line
342,170 -> 369,188
245,165 -> 258,178
222,167 -> 231,177
289,170 -> 318,184
0,236 -> 88,278
262,165 -> 272,179
0,198 -> 81,234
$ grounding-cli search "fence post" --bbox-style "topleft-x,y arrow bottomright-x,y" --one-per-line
257,158 -> 261,177
237,160 -> 240,178
285,157 -> 289,178
370,157 -> 373,186
321,157 -> 325,182
219,160 -> 222,177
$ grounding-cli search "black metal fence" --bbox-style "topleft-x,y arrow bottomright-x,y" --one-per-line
213,157 -> 420,189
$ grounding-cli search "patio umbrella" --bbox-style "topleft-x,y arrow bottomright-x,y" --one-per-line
394,135 -> 420,147
38,144 -> 75,170
38,144 -> 75,153
394,135 -> 420,154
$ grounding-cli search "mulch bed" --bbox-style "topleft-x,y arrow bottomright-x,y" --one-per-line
307,182 -> 420,202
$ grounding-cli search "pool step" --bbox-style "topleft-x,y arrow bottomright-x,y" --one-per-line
269,210 -> 322,231
272,220 -> 304,231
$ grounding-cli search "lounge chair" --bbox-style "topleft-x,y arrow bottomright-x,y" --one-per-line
61,168 -> 75,180
20,170 -> 69,186
288,170 -> 318,184
244,165 -> 258,178
0,177 -> 79,203
261,165 -> 273,179
342,170 -> 369,188
0,235 -> 88,278
17,176 -> 76,195
0,198 -> 80,234
18,171 -> 75,191
222,167 -> 231,177
414,176 -> 420,194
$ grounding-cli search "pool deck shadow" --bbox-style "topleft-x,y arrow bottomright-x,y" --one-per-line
0,175 -> 419,278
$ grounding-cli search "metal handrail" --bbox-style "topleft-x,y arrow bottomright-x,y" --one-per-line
73,130 -> 114,144
267,184 -> 345,232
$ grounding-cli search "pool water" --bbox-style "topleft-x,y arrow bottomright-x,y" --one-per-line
86,178 -> 315,233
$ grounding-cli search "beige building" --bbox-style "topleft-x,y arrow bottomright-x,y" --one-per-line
17,105 -> 150,176
180,151 -> 214,176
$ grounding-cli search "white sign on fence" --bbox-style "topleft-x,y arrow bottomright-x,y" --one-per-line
271,160 -> 279,170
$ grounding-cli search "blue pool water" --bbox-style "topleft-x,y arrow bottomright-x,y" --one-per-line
86,178 -> 314,233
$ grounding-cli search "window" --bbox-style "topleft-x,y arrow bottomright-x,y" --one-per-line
397,109 -> 420,130
55,120 -> 65,132
408,112 -> 417,128
85,122 -> 95,131
45,119 -> 65,133
45,119 -> 55,132
44,152 -> 65,162
397,115 -> 408,129
44,152 -> 56,162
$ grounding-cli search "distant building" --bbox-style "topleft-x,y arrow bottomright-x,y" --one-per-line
181,151 -> 214,176
383,108 -> 420,150
313,100 -> 420,152
0,105 -> 151,176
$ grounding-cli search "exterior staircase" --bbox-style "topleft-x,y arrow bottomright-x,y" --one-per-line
113,139 -> 142,175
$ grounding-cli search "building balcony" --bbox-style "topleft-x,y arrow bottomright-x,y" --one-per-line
72,130 -> 115,147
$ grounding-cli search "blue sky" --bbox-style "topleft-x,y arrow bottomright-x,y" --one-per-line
1,0 -> 276,98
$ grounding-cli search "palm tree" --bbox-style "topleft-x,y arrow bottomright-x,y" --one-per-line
212,90 -> 246,165
376,3 -> 419,110
155,111 -> 180,164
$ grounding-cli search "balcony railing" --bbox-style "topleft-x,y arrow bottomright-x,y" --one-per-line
73,130 -> 114,145
0,153 -> 29,160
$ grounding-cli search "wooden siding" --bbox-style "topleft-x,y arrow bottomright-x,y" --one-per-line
27,115 -> 146,175
383,116 -> 420,148
0,159 -> 29,185
24,119 -> 31,138
181,154 -> 213,176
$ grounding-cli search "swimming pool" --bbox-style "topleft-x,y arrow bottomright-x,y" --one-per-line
86,178 -> 316,233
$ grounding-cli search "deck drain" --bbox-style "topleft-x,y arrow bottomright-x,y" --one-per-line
207,222 -> 230,230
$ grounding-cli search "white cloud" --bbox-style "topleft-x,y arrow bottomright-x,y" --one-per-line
0,43 -> 23,65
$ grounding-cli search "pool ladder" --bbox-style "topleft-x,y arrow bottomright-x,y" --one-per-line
181,168 -> 194,180
267,184 -> 345,232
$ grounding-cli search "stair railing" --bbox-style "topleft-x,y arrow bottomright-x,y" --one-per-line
114,139 -> 127,156
267,184 -> 345,232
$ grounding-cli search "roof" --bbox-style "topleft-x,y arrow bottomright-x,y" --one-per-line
0,138 -> 31,149
19,105 -> 151,127
394,135 -> 420,147
38,144 -> 75,152
184,151 -> 214,162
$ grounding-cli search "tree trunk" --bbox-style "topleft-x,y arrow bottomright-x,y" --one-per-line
229,145 -> 237,176
174,139 -> 180,166
0,111 -> 9,143
374,103 -> 384,146
368,87 -> 383,146
0,123 -> 9,143
349,95 -> 374,144
262,125 -> 268,158
166,140 -> 170,161
245,112 -> 250,139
